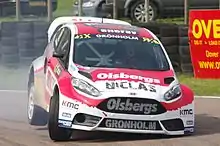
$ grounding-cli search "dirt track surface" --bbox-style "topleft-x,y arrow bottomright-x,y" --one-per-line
0,92 -> 220,146
0,67 -> 220,146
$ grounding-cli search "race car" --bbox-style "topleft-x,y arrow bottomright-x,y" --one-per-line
26,16 -> 195,141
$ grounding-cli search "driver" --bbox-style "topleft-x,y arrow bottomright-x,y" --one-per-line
124,47 -> 138,66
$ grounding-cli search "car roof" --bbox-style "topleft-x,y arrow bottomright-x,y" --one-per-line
74,22 -> 155,39
47,16 -> 132,41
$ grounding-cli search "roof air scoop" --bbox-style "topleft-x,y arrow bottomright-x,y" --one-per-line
164,77 -> 175,85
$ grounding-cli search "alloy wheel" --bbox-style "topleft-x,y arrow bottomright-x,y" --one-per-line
133,3 -> 154,22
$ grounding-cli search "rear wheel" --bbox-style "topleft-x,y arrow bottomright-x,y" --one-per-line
130,0 -> 158,22
27,83 -> 48,126
48,91 -> 72,141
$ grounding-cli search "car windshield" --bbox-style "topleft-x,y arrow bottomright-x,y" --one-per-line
73,34 -> 170,71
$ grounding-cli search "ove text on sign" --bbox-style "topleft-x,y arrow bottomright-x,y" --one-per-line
192,19 -> 220,39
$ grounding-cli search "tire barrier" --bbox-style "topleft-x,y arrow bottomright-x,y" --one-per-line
132,22 -> 161,37
0,21 -> 192,73
17,22 -> 35,66
160,25 -> 180,72
178,25 -> 193,73
0,21 -> 49,68
0,22 -> 19,68
33,22 -> 49,59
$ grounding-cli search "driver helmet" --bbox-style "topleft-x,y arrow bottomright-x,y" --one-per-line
126,47 -> 135,57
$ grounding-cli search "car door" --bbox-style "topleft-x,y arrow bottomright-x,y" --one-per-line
45,26 -> 71,103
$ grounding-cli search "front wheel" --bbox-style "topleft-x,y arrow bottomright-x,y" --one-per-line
130,0 -> 158,23
48,91 -> 72,141
27,83 -> 48,126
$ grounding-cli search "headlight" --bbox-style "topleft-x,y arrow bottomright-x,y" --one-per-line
71,77 -> 101,97
164,85 -> 182,101
83,1 -> 95,7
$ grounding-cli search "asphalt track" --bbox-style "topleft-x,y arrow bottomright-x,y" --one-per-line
1,66 -> 220,146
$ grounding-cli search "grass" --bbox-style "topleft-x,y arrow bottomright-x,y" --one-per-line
157,17 -> 185,24
53,0 -> 74,17
177,73 -> 220,96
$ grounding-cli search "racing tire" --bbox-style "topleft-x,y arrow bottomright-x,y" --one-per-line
180,63 -> 193,73
48,91 -> 72,141
130,0 -> 158,23
27,83 -> 48,126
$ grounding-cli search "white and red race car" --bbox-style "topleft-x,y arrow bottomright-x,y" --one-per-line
26,16 -> 195,141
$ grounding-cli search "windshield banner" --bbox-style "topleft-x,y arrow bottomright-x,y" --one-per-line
189,10 -> 220,78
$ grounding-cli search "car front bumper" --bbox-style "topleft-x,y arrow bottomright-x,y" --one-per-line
58,93 -> 195,135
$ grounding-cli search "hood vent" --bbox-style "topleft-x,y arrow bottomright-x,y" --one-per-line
164,77 -> 175,85
78,71 -> 92,80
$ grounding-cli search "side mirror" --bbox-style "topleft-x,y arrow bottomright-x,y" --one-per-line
52,52 -> 64,58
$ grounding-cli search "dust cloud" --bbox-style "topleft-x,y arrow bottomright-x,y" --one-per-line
0,64 -> 29,123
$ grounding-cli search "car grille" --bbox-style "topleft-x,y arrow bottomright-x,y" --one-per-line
97,97 -> 166,115
98,118 -> 162,130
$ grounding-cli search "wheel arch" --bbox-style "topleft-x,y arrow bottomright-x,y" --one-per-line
27,56 -> 47,91
28,66 -> 35,90
53,84 -> 59,96
50,84 -> 60,109
50,84 -> 60,103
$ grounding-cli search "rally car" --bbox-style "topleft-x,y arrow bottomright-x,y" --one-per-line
26,16 -> 195,141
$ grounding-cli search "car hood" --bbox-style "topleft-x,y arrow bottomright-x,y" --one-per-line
76,66 -> 176,95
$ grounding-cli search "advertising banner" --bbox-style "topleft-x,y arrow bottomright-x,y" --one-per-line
189,10 -> 220,78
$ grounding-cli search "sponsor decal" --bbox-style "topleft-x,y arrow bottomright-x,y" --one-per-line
75,34 -> 91,39
129,92 -> 137,96
99,28 -> 137,35
186,120 -> 194,126
84,23 -> 138,32
97,72 -> 160,84
107,98 -> 158,114
96,34 -> 138,40
62,112 -> 72,118
106,81 -> 156,92
180,109 -> 193,116
62,100 -> 79,110
58,120 -> 72,128
54,64 -> 62,76
104,119 -> 157,130
143,37 -> 160,44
